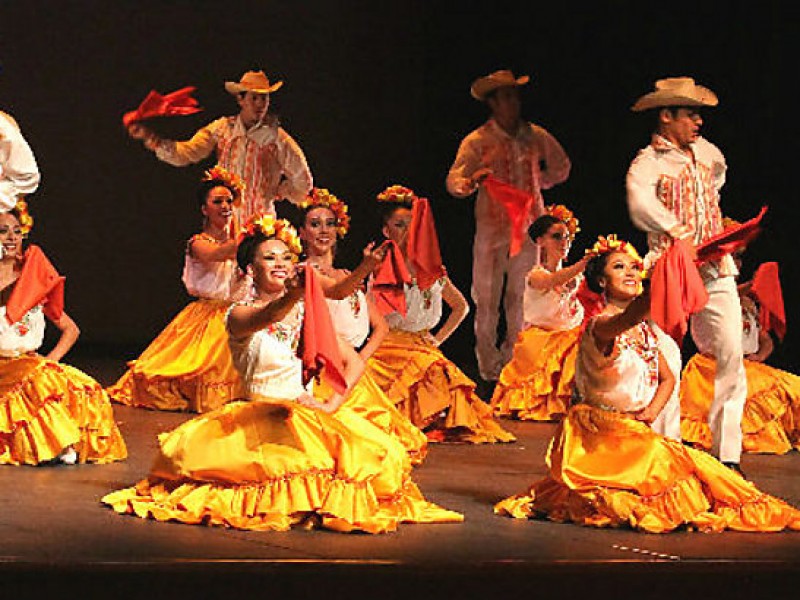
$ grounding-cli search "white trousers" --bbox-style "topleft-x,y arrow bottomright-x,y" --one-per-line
650,322 -> 682,441
471,225 -> 538,381
690,275 -> 747,463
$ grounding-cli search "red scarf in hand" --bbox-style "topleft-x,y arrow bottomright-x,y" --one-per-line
122,86 -> 203,127
696,206 -> 767,263
575,278 -> 605,329
750,261 -> 786,341
372,240 -> 411,316
299,267 -> 347,394
482,175 -> 533,257
407,197 -> 445,290
650,239 -> 709,345
6,245 -> 65,325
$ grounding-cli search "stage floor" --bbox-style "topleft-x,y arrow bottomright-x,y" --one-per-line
3,355 -> 800,598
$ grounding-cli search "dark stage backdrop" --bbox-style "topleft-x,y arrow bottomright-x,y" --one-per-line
1,1 -> 796,375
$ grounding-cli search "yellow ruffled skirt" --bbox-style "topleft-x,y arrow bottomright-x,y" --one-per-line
495,404 -> 800,533
365,329 -> 515,444
680,353 -> 799,454
1,354 -> 127,465
102,398 -> 463,533
107,299 -> 244,413
318,372 -> 428,465
491,326 -> 580,421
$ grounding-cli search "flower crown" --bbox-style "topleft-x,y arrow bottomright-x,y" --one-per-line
14,199 -> 34,235
242,213 -> 303,259
377,184 -> 417,204
545,204 -> 580,239
586,234 -> 643,264
202,165 -> 244,207
298,187 -> 351,237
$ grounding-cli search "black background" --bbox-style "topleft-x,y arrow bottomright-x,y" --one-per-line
1,1 -> 795,376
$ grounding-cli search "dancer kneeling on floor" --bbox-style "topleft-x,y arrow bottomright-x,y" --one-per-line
108,167 -> 248,413
495,235 -> 800,533
365,185 -> 515,444
0,202 -> 127,466
491,205 -> 588,421
298,188 -> 428,464
102,214 -> 462,533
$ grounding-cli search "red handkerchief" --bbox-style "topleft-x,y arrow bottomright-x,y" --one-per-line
6,245 -> 65,325
482,175 -> 533,257
407,198 -> 445,290
696,206 -> 767,263
751,261 -> 786,341
650,239 -> 709,345
576,278 -> 605,328
299,267 -> 347,394
122,86 -> 203,127
372,240 -> 411,316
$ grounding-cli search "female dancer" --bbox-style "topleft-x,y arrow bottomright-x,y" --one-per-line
107,167 -> 246,412
298,188 -> 427,462
1,202 -> 126,465
491,206 -> 588,421
681,243 -> 799,454
365,185 -> 514,444
102,215 -> 462,533
495,235 -> 800,533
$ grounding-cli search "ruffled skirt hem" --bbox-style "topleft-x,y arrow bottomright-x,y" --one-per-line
1,355 -> 127,465
107,299 -> 244,413
491,326 -> 579,422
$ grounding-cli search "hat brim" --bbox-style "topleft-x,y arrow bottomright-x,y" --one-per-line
225,80 -> 284,95
471,75 -> 530,101
631,86 -> 718,112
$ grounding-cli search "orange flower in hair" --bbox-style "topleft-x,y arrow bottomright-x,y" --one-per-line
586,234 -> 643,265
545,204 -> 580,240
377,185 -> 417,204
242,213 -> 303,260
203,165 -> 244,207
298,188 -> 351,237
14,199 -> 34,235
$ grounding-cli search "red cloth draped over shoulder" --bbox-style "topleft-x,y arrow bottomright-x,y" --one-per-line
696,206 -> 767,264
122,86 -> 203,127
5,245 -> 65,325
371,240 -> 411,317
407,197 -> 445,290
650,239 -> 709,345
482,175 -> 533,257
751,262 -> 786,341
299,267 -> 347,394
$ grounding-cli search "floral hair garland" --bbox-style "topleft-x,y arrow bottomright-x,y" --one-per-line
298,187 -> 351,237
377,184 -> 417,204
545,204 -> 580,240
202,165 -> 244,207
242,213 -> 303,260
14,199 -> 34,235
586,234 -> 643,265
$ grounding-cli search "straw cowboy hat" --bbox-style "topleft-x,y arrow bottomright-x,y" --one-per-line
631,77 -> 718,112
224,70 -> 283,95
470,70 -> 530,101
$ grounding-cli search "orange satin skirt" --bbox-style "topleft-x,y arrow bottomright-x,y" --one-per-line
318,371 -> 428,465
681,353 -> 800,454
491,325 -> 580,421
1,353 -> 127,465
102,397 -> 463,533
495,404 -> 800,533
365,329 -> 515,444
107,299 -> 244,413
